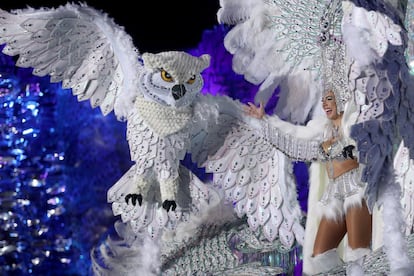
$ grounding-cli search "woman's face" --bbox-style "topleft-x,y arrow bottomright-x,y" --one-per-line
322,90 -> 340,120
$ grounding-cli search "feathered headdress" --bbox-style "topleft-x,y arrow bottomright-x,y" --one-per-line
319,0 -> 351,113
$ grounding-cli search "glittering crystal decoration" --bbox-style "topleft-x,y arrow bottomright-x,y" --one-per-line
161,220 -> 302,275
0,50 -> 132,275
0,57 -> 81,274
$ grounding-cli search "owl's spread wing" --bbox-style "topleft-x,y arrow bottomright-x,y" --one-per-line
203,123 -> 305,248
189,93 -> 243,167
189,92 -> 306,248
0,3 -> 142,120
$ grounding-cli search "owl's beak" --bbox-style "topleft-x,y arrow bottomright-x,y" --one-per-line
172,84 -> 186,100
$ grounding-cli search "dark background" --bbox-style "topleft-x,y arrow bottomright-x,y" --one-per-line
1,0 -> 221,53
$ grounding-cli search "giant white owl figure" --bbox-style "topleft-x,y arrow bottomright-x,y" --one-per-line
0,1 -> 306,255
0,3 -> 245,240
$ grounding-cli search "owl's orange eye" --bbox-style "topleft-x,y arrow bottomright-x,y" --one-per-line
187,75 -> 196,84
161,70 -> 174,82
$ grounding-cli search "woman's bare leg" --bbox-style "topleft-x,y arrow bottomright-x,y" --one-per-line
313,217 -> 347,256
310,217 -> 347,274
344,200 -> 372,274
345,200 -> 372,249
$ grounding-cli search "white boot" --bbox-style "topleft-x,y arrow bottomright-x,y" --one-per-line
345,247 -> 371,276
310,248 -> 344,275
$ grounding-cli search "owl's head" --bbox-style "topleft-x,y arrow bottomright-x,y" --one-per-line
138,51 -> 210,108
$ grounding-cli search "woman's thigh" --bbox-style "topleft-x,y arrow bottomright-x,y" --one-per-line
345,200 -> 372,248
313,217 -> 347,255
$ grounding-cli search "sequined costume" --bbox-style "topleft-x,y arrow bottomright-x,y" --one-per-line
251,112 -> 366,221
317,123 -> 366,221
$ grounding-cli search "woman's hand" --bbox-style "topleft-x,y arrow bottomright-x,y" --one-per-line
342,145 -> 355,159
243,102 -> 265,119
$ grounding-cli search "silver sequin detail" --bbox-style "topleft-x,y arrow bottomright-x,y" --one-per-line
319,168 -> 365,207
260,120 -> 321,161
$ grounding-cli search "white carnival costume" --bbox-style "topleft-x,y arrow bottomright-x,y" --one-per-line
243,100 -> 370,274
215,0 -> 414,274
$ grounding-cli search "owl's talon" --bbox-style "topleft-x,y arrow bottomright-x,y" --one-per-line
125,194 -> 143,206
162,200 -> 177,212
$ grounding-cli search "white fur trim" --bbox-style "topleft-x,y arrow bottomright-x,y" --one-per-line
317,185 -> 366,222
303,163 -> 329,275
264,114 -> 327,140
346,247 -> 371,262
346,260 -> 365,276
372,205 -> 384,251
317,197 -> 344,221
343,187 -> 365,213
307,248 -> 344,275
